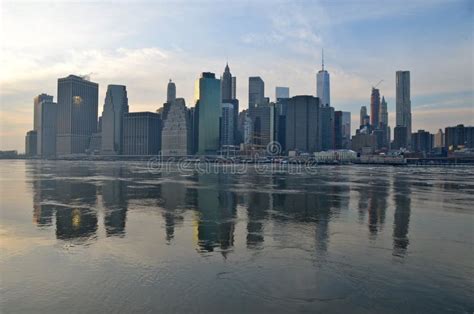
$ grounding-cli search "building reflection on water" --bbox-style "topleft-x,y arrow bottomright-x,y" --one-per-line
392,175 -> 411,256
355,175 -> 389,238
101,167 -> 128,237
194,174 -> 237,256
29,163 -> 412,258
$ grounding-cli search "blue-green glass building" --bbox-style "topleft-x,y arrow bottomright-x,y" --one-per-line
195,72 -> 221,155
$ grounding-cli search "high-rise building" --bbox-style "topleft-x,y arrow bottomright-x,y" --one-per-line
220,103 -> 235,147
167,79 -> 176,103
320,105 -> 335,151
56,75 -> 99,155
334,111 -> 351,149
316,51 -> 330,106
334,111 -> 343,149
275,98 -> 289,152
370,88 -> 381,128
231,77 -> 237,100
221,63 -> 233,101
196,72 -> 221,155
161,98 -> 191,156
411,130 -> 433,154
393,126 -> 408,150
122,112 -> 161,155
396,71 -> 412,146
33,93 -> 53,131
434,129 -> 444,148
249,76 -> 265,108
342,112 -> 351,149
275,87 -> 290,101
360,106 -> 368,128
378,96 -> 390,149
25,130 -> 37,157
37,100 -> 58,157
101,85 -> 129,155
445,124 -> 474,150
351,132 -> 376,154
189,106 -> 199,155
285,96 -> 320,153
249,103 -> 274,146
380,96 -> 388,127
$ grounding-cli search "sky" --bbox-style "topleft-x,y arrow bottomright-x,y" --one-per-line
0,0 -> 473,152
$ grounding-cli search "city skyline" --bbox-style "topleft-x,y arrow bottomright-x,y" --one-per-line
1,0 -> 473,152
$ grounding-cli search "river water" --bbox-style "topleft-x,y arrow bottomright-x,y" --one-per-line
1,160 -> 473,313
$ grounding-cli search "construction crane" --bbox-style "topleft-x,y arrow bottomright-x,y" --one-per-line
373,79 -> 384,89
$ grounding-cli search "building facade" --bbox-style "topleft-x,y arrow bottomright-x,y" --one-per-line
161,98 -> 191,156
275,87 -> 290,101
196,72 -> 221,155
316,54 -> 330,107
320,105 -> 335,151
101,85 -> 129,155
370,88 -> 380,128
167,79 -> 176,103
360,106 -> 368,128
248,76 -> 265,108
285,96 -> 320,153
33,93 -> 53,132
25,130 -> 38,157
445,124 -> 474,150
220,103 -> 235,147
393,126 -> 408,150
411,130 -> 433,154
434,129 -> 444,148
221,63 -> 233,101
396,71 -> 412,147
37,101 -> 58,157
342,112 -> 351,149
249,103 -> 274,147
123,112 -> 161,155
56,75 -> 99,155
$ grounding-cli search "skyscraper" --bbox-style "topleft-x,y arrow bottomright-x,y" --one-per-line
379,96 -> 389,149
122,112 -> 161,155
396,71 -> 412,146
25,130 -> 37,157
56,75 -> 99,155
220,103 -> 235,147
393,126 -> 408,149
434,129 -> 444,148
360,106 -> 368,128
248,76 -> 264,108
167,79 -> 176,103
445,124 -> 474,150
342,112 -> 351,149
379,96 -> 388,126
101,85 -> 129,155
249,103 -> 274,146
33,93 -> 53,132
334,111 -> 343,149
320,105 -> 335,151
196,72 -> 221,155
161,98 -> 191,156
335,111 -> 353,150
285,96 -> 320,153
370,88 -> 381,128
316,51 -> 330,106
231,77 -> 237,100
275,87 -> 290,101
37,100 -> 58,157
221,63 -> 233,101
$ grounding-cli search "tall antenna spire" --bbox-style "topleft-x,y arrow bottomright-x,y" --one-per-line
322,48 -> 324,71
